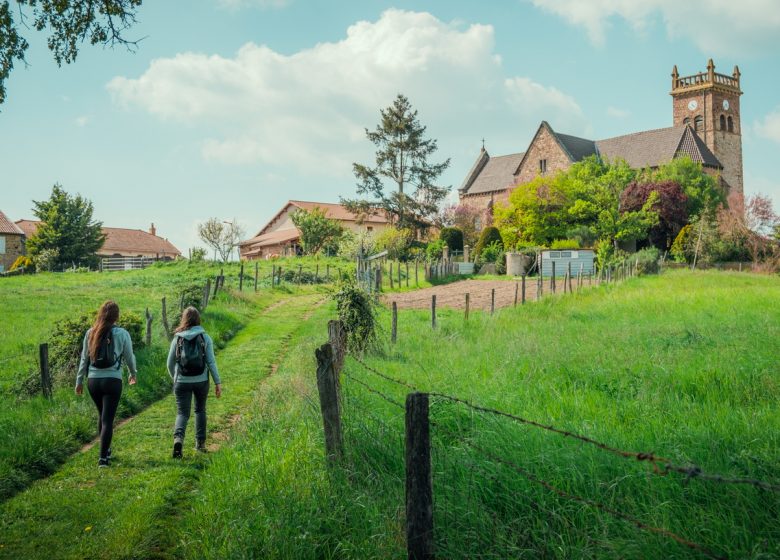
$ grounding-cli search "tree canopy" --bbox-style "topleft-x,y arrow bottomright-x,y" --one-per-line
290,207 -> 344,255
27,184 -> 105,269
0,0 -> 143,105
344,94 -> 450,233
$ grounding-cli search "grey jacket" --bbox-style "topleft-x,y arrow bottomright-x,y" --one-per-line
76,326 -> 138,387
166,326 -> 221,384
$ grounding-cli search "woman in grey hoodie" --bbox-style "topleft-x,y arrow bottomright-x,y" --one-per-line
167,306 -> 221,458
76,300 -> 138,468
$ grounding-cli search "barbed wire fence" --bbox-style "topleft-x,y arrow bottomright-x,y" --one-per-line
312,321 -> 779,559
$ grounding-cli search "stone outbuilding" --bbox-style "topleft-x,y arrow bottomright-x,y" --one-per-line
0,210 -> 26,272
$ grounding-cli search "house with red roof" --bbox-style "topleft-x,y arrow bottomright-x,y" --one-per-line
240,200 -> 391,259
0,210 -> 26,272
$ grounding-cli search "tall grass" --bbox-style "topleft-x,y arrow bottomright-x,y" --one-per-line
177,270 -> 780,559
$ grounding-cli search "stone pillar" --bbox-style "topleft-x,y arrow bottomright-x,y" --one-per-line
463,245 -> 470,262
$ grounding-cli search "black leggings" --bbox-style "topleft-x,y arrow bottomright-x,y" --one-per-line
87,377 -> 123,459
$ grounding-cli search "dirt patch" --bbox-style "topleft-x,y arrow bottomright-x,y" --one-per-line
382,279 -> 544,311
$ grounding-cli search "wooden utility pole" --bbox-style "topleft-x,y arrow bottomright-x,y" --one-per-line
406,392 -> 434,560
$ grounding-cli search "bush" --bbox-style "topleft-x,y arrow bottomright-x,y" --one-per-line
480,240 -> 506,274
171,284 -> 207,327
439,227 -> 464,252
281,269 -> 325,285
631,247 -> 661,275
49,309 -> 144,388
191,247 -> 207,262
338,230 -> 377,260
9,255 -> 32,272
35,248 -> 59,272
426,239 -> 446,260
474,227 -> 503,259
550,239 -> 580,250
332,280 -> 376,354
375,228 -> 414,260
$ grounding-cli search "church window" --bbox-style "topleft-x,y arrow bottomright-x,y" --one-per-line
539,159 -> 548,173
683,117 -> 691,125
720,115 -> 726,130
694,116 -> 703,131
367,226 -> 373,232
727,116 -> 734,132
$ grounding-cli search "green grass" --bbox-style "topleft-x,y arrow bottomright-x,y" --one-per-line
0,291 -> 325,559
167,270 -> 780,559
0,258 -> 347,500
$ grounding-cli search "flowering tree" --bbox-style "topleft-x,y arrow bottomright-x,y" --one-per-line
620,180 -> 689,249
441,203 -> 482,246
718,193 -> 779,264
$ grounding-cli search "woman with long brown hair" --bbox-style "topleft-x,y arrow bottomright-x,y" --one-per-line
75,300 -> 138,467
166,306 -> 221,458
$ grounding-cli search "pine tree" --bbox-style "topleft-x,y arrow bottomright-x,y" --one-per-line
344,94 -> 450,233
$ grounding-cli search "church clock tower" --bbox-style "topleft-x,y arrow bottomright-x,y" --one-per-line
671,59 -> 743,196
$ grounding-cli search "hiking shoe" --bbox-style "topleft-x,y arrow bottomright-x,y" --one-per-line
106,448 -> 112,460
195,440 -> 207,453
173,439 -> 183,459
98,457 -> 110,468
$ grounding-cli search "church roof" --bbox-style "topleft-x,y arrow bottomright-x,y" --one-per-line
459,151 -> 525,195
555,132 -> 598,161
596,125 -> 721,169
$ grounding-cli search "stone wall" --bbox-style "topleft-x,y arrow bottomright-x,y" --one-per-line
0,234 -> 25,272
514,125 -> 572,185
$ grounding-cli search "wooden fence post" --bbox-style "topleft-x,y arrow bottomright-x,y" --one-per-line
491,288 -> 495,315
277,266 -> 283,286
298,264 -> 303,285
255,262 -> 259,292
567,270 -> 573,294
465,293 -> 470,320
239,263 -> 244,291
271,265 -> 276,287
406,392 -> 434,560
514,282 -> 518,307
145,307 -> 153,347
203,279 -> 211,310
397,261 -> 401,287
390,262 -> 395,289
521,274 -> 526,304
536,274 -> 542,300
391,302 -> 398,344
431,295 -> 437,329
406,262 -> 409,288
161,296 -> 171,340
39,343 -> 52,400
415,261 -> 419,286
327,320 -> 346,377
551,261 -> 556,294
315,343 -> 343,463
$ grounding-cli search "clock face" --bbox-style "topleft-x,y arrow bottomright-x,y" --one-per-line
723,99 -> 730,111
688,100 -> 698,111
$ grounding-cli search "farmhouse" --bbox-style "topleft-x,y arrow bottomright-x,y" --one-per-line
0,210 -> 26,272
240,200 -> 391,259
460,60 -> 743,219
14,220 -> 181,260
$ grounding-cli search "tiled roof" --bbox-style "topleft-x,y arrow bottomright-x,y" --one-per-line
252,200 -> 390,238
459,149 -> 490,192
242,228 -> 300,249
0,211 -> 24,235
596,126 -> 721,169
461,152 -> 524,195
12,219 -> 180,256
101,227 -> 181,256
14,219 -> 39,237
556,132 -> 598,161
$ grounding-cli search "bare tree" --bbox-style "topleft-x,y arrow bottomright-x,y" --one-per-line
197,218 -> 245,263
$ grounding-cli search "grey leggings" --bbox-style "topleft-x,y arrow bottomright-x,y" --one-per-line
173,380 -> 209,442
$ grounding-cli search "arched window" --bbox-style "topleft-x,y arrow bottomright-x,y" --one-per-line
683,117 -> 691,126
720,115 -> 726,130
727,116 -> 734,132
694,116 -> 703,131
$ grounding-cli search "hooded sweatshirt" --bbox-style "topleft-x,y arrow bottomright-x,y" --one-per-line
166,326 -> 221,384
76,326 -> 138,387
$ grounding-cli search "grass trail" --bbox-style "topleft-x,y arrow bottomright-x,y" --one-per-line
0,292 -> 322,560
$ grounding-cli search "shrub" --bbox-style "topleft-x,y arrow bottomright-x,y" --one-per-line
631,247 -> 661,275
332,280 -> 376,354
565,226 -> 596,248
171,284 -> 207,327
426,239 -> 446,260
439,227 -> 464,252
281,269 -> 325,285
34,248 -> 59,272
670,225 -> 692,263
338,230 -> 377,260
375,228 -> 414,260
9,255 -> 32,272
550,239 -> 580,250
474,227 -> 503,258
480,240 -> 506,274
49,309 -> 144,388
191,247 -> 207,262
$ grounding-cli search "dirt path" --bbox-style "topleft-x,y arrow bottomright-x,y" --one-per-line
382,279 -> 540,311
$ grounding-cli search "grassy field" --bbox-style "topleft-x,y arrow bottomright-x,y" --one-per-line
0,257 -> 345,500
170,270 -> 780,559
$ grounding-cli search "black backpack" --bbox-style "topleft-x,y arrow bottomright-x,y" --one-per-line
176,334 -> 206,376
91,328 -> 119,369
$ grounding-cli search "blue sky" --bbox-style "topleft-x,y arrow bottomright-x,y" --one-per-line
2,0 -> 780,253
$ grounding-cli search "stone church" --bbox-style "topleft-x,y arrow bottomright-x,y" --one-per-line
458,60 -> 744,220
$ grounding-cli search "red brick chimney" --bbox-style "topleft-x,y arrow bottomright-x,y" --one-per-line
150,223 -> 157,236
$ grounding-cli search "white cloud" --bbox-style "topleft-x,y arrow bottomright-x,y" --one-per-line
528,0 -> 780,55
108,9 -> 587,174
75,116 -> 89,127
755,107 -> 780,144
606,106 -> 630,119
